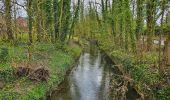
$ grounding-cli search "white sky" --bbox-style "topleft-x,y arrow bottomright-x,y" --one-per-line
16,0 -> 101,17
0,0 -> 169,25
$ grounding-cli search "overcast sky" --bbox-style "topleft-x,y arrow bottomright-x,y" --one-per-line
1,0 -> 169,25
13,0 -> 101,17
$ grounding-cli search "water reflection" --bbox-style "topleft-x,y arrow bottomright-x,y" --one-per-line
50,49 -> 111,100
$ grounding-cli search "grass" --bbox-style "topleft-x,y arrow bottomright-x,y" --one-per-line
0,41 -> 82,100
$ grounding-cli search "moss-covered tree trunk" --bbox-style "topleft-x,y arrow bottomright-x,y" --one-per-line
34,0 -> 42,42
136,0 -> 144,40
53,0 -> 59,41
101,0 -> 105,20
119,0 -> 124,49
146,0 -> 156,51
111,0 -> 124,48
13,0 -> 17,40
167,37 -> 170,66
60,0 -> 71,42
44,0 -> 53,42
27,0 -> 33,44
5,0 -> 14,41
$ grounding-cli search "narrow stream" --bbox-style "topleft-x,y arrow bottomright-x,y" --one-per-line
48,45 -> 140,100
49,48 -> 111,100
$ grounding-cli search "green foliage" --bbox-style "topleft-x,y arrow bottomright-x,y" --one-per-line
132,64 -> 162,85
20,83 -> 47,100
132,64 -> 148,82
9,46 -> 27,62
50,51 -> 72,70
97,34 -> 115,52
34,42 -> 55,53
0,91 -> 19,100
54,41 -> 66,50
142,52 -> 159,64
0,42 -> 81,100
157,85 -> 170,100
19,46 -> 76,100
110,50 -> 133,64
104,47 -> 163,96
0,48 -> 9,63
0,68 -> 16,82
65,46 -> 81,58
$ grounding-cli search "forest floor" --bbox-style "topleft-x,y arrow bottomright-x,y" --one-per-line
0,41 -> 82,100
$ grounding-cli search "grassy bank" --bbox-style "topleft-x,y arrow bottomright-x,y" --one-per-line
96,34 -> 170,100
0,42 -> 81,100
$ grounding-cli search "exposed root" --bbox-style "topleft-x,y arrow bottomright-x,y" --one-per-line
28,66 -> 49,82
14,62 -> 49,82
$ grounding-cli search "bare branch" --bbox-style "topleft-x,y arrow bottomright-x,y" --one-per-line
12,1 -> 26,11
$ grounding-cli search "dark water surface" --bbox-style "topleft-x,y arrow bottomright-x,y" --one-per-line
49,49 -> 111,100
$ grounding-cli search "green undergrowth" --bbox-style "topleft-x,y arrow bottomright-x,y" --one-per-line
157,85 -> 170,100
0,41 -> 82,100
109,50 -> 163,95
96,35 -> 169,99
107,50 -> 167,99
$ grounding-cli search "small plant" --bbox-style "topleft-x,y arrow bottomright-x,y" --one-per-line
157,85 -> 170,100
0,48 -> 9,63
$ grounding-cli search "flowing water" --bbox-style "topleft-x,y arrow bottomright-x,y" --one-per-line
48,46 -> 139,100
49,48 -> 112,100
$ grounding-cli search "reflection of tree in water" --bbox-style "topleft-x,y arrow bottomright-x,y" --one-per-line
89,41 -> 98,57
50,50 -> 140,100
98,62 -> 111,100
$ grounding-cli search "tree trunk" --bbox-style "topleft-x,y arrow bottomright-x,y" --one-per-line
36,0 -> 41,42
53,0 -> 59,41
146,0 -> 156,51
5,0 -> 14,41
69,0 -> 81,40
167,37 -> 170,65
27,0 -> 33,44
13,0 -> 17,40
60,0 -> 71,42
159,0 -> 166,69
165,13 -> 170,65
135,0 -> 144,40
101,0 -> 105,20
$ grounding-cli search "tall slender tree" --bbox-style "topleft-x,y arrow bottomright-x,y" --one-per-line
44,0 -> 53,42
53,0 -> 59,41
60,0 -> 71,41
136,0 -> 144,40
146,0 -> 156,51
27,0 -> 33,44
34,0 -> 42,42
5,0 -> 14,41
